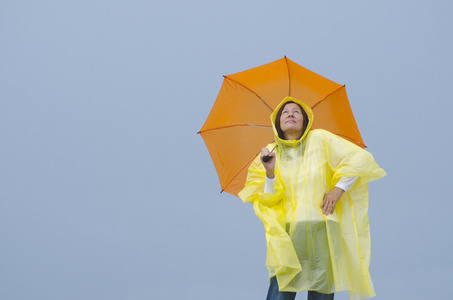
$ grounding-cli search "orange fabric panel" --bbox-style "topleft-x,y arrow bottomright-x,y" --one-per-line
311,87 -> 365,147
200,125 -> 273,194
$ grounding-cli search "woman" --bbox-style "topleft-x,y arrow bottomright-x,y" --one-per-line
238,97 -> 386,300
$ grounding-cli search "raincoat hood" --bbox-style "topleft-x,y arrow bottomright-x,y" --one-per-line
271,97 -> 314,147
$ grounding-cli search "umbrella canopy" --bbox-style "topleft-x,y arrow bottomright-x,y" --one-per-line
199,57 -> 364,196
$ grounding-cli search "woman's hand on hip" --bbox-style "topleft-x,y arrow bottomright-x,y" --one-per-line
321,187 -> 344,215
260,148 -> 275,179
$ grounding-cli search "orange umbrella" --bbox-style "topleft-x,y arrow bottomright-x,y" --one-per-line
199,57 -> 365,196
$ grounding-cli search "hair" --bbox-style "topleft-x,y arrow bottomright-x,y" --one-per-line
274,101 -> 309,140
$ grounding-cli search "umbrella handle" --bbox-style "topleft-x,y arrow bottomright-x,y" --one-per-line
262,155 -> 272,162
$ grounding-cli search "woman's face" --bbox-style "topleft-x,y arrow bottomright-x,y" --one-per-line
279,103 -> 304,138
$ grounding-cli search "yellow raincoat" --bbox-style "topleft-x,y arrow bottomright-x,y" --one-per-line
238,97 -> 386,300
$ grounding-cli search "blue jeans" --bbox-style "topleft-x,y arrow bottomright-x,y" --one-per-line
266,277 -> 334,300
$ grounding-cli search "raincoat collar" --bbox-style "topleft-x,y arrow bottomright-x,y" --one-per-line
271,97 -> 314,147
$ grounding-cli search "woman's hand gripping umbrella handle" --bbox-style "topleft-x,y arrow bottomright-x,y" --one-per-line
262,145 -> 277,162
261,145 -> 277,179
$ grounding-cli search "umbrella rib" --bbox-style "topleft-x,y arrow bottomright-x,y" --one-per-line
198,124 -> 272,134
311,85 -> 345,109
284,56 -> 291,96
224,76 -> 273,112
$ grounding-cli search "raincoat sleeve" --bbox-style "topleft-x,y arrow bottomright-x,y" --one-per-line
316,130 -> 384,299
238,150 -> 284,207
238,146 -> 303,284
317,129 -> 386,190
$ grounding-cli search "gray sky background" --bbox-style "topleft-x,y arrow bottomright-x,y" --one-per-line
1,1 -> 452,299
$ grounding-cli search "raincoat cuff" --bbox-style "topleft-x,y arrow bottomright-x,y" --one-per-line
257,190 -> 282,207
238,181 -> 283,207
332,168 -> 386,191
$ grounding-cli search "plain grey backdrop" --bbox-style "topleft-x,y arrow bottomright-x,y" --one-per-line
1,1 -> 452,299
